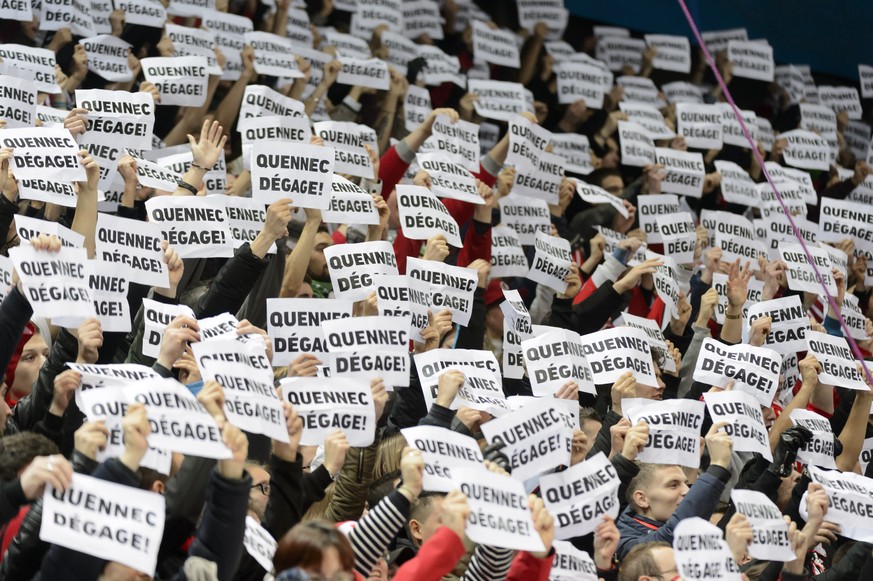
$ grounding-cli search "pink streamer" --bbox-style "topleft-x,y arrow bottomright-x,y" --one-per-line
674,0 -> 873,385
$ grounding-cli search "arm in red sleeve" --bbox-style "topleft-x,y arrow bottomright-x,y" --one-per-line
457,220 -> 491,267
392,225 -> 424,275
572,277 -> 599,305
378,144 -> 410,203
472,161 -> 498,188
506,550 -> 556,581
647,296 -> 666,327
443,199 -> 476,229
391,527 -> 467,581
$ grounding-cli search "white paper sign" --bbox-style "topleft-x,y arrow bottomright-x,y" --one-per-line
637,194 -> 681,244
404,84 -> 432,132
491,226 -> 529,279
540,452 -> 620,540
114,0 -> 166,28
402,425 -> 484,492
0,44 -> 59,93
704,391 -> 773,461
140,299 -> 195,359
416,153 -> 482,205
714,160 -> 757,206
282,377 -> 376,446
780,244 -> 835,295
0,75 -> 37,128
244,31 -> 302,78
498,195 -> 551,245
806,467 -> 873,543
165,23 -> 221,75
780,129 -> 831,171
0,127 -> 85,182
727,41 -> 774,82
806,330 -> 869,390
314,121 -> 376,179
618,121 -> 656,167
676,103 -> 724,150
41,473 -> 165,576
818,86 -> 863,120
413,348 -> 505,414
324,241 -> 398,300
731,489 -> 796,561
145,196 -> 233,259
624,398 -> 705,468
251,141 -> 335,208
141,56 -> 209,107
528,231 -> 572,294
243,516 -> 276,572
480,397 -> 574,480
337,57 -> 390,91
406,257 -> 477,327
95,213 -> 168,288
745,295 -> 809,355
655,148 -> 705,198
578,326 -> 659,387
792,408 -> 839,468
555,61 -> 613,108
9,245 -> 95,326
656,212 -> 696,264
324,176 -> 378,225
267,298 -> 354,366
472,21 -> 520,68
396,184 -> 463,247
694,339 -> 781,407
673,517 -> 742,581
522,329 -> 595,397
644,34 -> 691,73
453,465 -> 546,552
468,79 -> 530,122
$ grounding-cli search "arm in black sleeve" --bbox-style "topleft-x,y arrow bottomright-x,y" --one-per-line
587,410 -> 623,459
195,243 -> 270,319
175,469 -> 251,581
548,283 -> 625,336
0,480 -> 27,526
0,451 -> 99,581
418,404 -> 455,428
387,365 -> 429,431
11,328 -> 77,434
99,281 -> 151,364
0,287 -> 34,374
157,455 -> 217,575
454,287 -> 485,350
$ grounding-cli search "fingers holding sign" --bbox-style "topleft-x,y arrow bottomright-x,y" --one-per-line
288,354 -> 322,377
705,421 -> 733,469
436,369 -> 465,407
440,489 -> 471,539
398,447 -> 425,501
20,454 -> 74,499
121,403 -> 151,472
371,377 -> 388,422
74,420 -> 110,462
423,234 -> 449,263
528,495 -> 555,558
218,423 -> 249,481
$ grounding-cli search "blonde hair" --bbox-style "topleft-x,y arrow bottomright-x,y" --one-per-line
302,482 -> 336,522
374,432 -> 407,481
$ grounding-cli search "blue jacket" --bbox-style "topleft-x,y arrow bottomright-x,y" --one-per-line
616,465 -> 730,559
